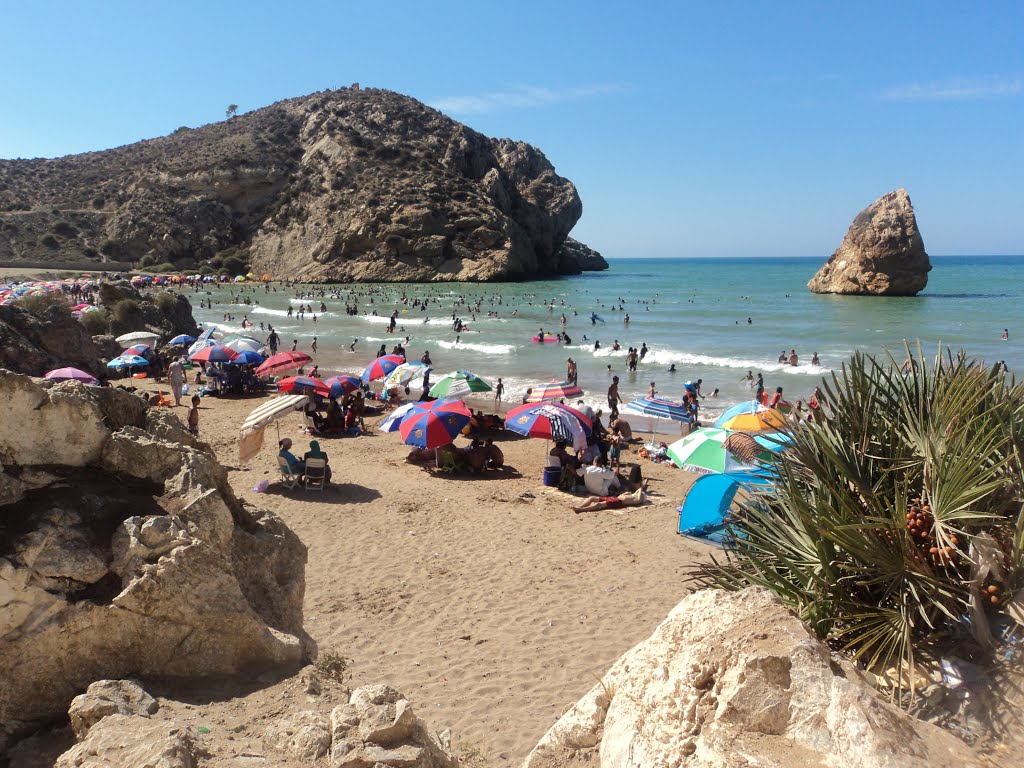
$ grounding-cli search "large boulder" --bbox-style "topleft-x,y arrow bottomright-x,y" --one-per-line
0,371 -> 310,751
808,188 -> 930,296
523,587 -> 978,768
68,679 -> 159,740
55,714 -> 195,768
556,236 -> 609,275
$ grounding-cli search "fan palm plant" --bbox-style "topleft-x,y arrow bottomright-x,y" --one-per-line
692,344 -> 1024,700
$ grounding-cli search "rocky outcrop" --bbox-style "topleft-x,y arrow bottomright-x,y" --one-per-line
524,588 -> 978,768
0,302 -> 106,377
0,87 -> 602,282
97,282 -> 200,339
556,236 -> 609,275
68,679 -> 159,740
56,714 -> 196,768
809,188 -> 930,296
0,371 -> 310,751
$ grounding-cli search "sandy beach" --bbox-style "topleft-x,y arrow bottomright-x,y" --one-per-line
158,389 -> 708,764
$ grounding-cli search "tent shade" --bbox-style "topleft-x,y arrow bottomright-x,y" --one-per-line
676,471 -> 773,544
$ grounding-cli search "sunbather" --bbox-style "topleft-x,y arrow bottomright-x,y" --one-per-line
573,483 -> 648,514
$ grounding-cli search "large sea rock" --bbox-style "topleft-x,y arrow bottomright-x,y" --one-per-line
808,188 -> 930,296
0,371 -> 311,751
0,87 -> 603,282
523,587 -> 978,768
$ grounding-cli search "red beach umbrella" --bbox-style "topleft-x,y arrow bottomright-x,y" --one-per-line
398,398 -> 472,449
361,354 -> 406,382
276,375 -> 330,396
256,351 -> 313,377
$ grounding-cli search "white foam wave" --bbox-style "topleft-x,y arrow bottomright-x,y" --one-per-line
589,346 -> 830,376
435,340 -> 516,355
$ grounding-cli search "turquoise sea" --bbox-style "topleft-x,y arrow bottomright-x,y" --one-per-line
188,255 -> 1023,422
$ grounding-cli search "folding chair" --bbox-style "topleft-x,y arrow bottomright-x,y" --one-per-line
304,458 -> 327,492
277,456 -> 301,490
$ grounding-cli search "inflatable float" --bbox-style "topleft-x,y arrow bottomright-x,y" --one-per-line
532,336 -> 560,343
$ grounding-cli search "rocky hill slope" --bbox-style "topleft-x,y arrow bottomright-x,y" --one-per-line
0,87 -> 607,281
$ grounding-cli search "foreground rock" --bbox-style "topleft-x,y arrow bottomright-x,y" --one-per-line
0,371 -> 310,751
524,587 -> 977,768
56,714 -> 195,768
69,679 -> 159,740
556,237 -> 609,274
0,87 -> 601,282
808,188 -> 930,296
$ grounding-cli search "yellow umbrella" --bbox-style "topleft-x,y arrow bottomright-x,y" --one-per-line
719,408 -> 786,432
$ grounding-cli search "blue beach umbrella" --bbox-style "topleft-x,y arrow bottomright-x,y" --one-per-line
232,349 -> 265,365
379,402 -> 416,433
107,354 -> 149,369
714,400 -> 770,429
620,397 -> 692,422
169,334 -> 197,345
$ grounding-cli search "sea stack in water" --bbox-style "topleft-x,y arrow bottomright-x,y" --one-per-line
808,189 -> 930,296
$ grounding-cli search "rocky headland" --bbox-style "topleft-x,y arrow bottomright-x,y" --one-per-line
0,87 -> 607,281
808,188 -> 930,296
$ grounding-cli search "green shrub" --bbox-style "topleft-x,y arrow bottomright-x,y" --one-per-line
692,344 -> 1024,700
153,291 -> 178,313
99,239 -> 119,257
18,292 -> 70,317
111,298 -> 142,324
91,196 -> 105,209
40,234 -> 60,249
222,255 -> 247,274
79,309 -> 110,335
149,262 -> 179,273
53,221 -> 78,237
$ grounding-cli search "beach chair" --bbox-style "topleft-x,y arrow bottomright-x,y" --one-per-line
304,458 -> 327,492
277,456 -> 301,490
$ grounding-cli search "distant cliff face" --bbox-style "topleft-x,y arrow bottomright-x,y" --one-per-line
0,88 -> 602,281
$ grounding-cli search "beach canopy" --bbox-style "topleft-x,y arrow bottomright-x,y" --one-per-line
361,354 -> 405,383
106,354 -> 149,369
44,367 -> 97,384
398,398 -> 472,449
666,427 -> 753,475
524,381 -> 585,402
323,374 -> 361,398
676,471 -> 773,543
238,394 -> 308,463
168,334 -> 197,346
428,370 -> 492,399
504,402 -> 591,452
115,331 -> 160,345
256,351 -> 313,377
379,402 -> 416,433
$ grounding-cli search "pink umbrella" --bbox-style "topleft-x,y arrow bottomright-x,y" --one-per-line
44,367 -> 98,384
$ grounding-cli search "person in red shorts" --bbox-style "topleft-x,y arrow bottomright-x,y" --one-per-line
573,483 -> 648,514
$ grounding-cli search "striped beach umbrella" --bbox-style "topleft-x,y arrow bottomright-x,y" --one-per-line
504,402 -> 591,451
168,334 -> 197,346
323,374 -> 362,398
361,354 -> 405,382
399,398 -> 472,449
256,351 -> 313,377
232,349 -> 265,365
620,397 -> 692,422
123,343 -> 152,356
667,428 -> 752,475
428,370 -> 492,399
524,381 -> 585,402
718,408 -> 786,433
276,375 -> 329,396
191,344 -> 240,364
382,361 -> 431,390
379,402 -> 416,433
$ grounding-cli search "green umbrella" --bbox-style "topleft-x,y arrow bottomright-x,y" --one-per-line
428,370 -> 492,399
666,427 -> 752,475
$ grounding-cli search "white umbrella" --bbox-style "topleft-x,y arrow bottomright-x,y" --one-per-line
238,394 -> 308,463
115,331 -> 160,345
225,337 -> 264,353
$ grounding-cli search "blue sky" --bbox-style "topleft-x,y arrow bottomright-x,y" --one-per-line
2,1 -> 1021,258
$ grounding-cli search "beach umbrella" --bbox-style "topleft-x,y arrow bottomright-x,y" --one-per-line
123,343 -> 152,356
504,402 -> 591,452
323,374 -> 362,398
714,400 -> 773,429
191,344 -> 240,364
198,326 -> 218,341
361,354 -> 405,382
667,428 -> 753,475
382,361 -> 431,390
718,408 -> 786,433
187,339 -> 216,357
238,394 -> 309,463
276,375 -> 329,396
44,367 -> 97,384
232,349 -> 265,365
619,396 -> 694,435
256,351 -> 313,377
428,370 -> 492,399
115,331 -> 160,345
224,337 -> 264,353
107,354 -> 149,369
525,381 -> 585,402
399,398 -> 472,449
379,402 -> 416,433
168,334 -> 197,346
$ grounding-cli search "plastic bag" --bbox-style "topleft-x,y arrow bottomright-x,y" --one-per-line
253,479 -> 270,493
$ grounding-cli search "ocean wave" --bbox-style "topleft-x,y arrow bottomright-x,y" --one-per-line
435,340 -> 516,355
586,346 -> 830,376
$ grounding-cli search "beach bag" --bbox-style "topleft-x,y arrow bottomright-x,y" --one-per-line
628,464 -> 643,485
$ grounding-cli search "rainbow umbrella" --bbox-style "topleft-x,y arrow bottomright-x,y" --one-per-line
399,398 -> 472,449
256,351 -> 313,377
276,375 -> 329,396
361,354 -> 405,382
191,344 -> 240,364
323,374 -> 361,398
525,381 -> 585,402
504,402 -> 591,451
44,367 -> 98,384
428,370 -> 492,399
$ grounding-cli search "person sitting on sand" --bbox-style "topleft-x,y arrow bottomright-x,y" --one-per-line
578,455 -> 621,496
573,483 -> 648,514
483,438 -> 504,469
303,440 -> 332,483
278,438 -> 304,475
